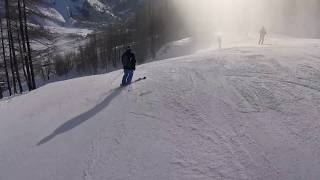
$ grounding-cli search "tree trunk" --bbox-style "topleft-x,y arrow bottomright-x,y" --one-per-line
8,41 -> 17,94
18,0 -> 32,90
7,17 -> 23,93
0,17 -> 12,96
0,85 -> 3,99
16,22 -> 29,88
22,0 -> 36,90
5,0 -> 17,94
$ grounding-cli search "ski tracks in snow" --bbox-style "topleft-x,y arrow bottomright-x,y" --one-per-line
153,46 -> 320,179
156,65 -> 277,179
77,44 -> 320,180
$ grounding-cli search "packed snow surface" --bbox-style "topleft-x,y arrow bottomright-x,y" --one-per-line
1,36 -> 320,180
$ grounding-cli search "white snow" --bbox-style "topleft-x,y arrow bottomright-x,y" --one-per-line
47,26 -> 92,37
30,25 -> 92,55
156,38 -> 196,60
34,5 -> 66,25
31,0 -> 115,27
86,0 -> 111,13
1,36 -> 320,180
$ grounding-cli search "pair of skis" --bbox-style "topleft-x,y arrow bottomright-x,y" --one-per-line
121,77 -> 147,88
133,77 -> 147,83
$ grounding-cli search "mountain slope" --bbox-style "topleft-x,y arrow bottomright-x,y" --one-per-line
1,36 -> 320,180
31,0 -> 142,27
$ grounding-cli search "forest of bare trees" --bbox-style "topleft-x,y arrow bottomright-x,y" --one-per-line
51,0 -> 187,77
0,0 -> 37,98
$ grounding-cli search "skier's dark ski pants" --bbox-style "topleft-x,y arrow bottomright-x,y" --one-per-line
122,69 -> 134,85
259,34 -> 265,45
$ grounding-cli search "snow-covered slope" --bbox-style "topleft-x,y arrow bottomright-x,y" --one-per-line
1,36 -> 320,180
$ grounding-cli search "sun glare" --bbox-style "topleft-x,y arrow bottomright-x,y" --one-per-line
172,0 -> 320,37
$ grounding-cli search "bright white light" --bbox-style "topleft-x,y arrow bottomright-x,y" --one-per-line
173,0 -> 268,33
172,0 -> 320,37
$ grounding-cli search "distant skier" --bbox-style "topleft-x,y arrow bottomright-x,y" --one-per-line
217,36 -> 222,49
121,46 -> 136,86
258,26 -> 267,45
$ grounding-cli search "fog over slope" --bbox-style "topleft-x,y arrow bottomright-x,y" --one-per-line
173,0 -> 320,37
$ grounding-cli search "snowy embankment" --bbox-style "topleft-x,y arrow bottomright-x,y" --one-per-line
1,36 -> 320,180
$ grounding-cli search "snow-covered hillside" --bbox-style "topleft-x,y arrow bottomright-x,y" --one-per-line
31,0 -> 141,27
1,36 -> 320,180
29,0 -> 143,55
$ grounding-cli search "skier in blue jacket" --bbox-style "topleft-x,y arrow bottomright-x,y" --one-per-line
121,46 -> 136,86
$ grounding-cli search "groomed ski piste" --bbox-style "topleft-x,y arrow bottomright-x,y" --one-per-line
1,35 -> 320,180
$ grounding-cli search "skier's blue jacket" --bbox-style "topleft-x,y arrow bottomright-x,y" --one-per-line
122,49 -> 136,70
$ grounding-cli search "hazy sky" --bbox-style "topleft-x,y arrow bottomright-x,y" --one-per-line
172,0 -> 320,37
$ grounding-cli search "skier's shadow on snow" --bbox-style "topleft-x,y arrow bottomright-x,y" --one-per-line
37,87 -> 124,146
